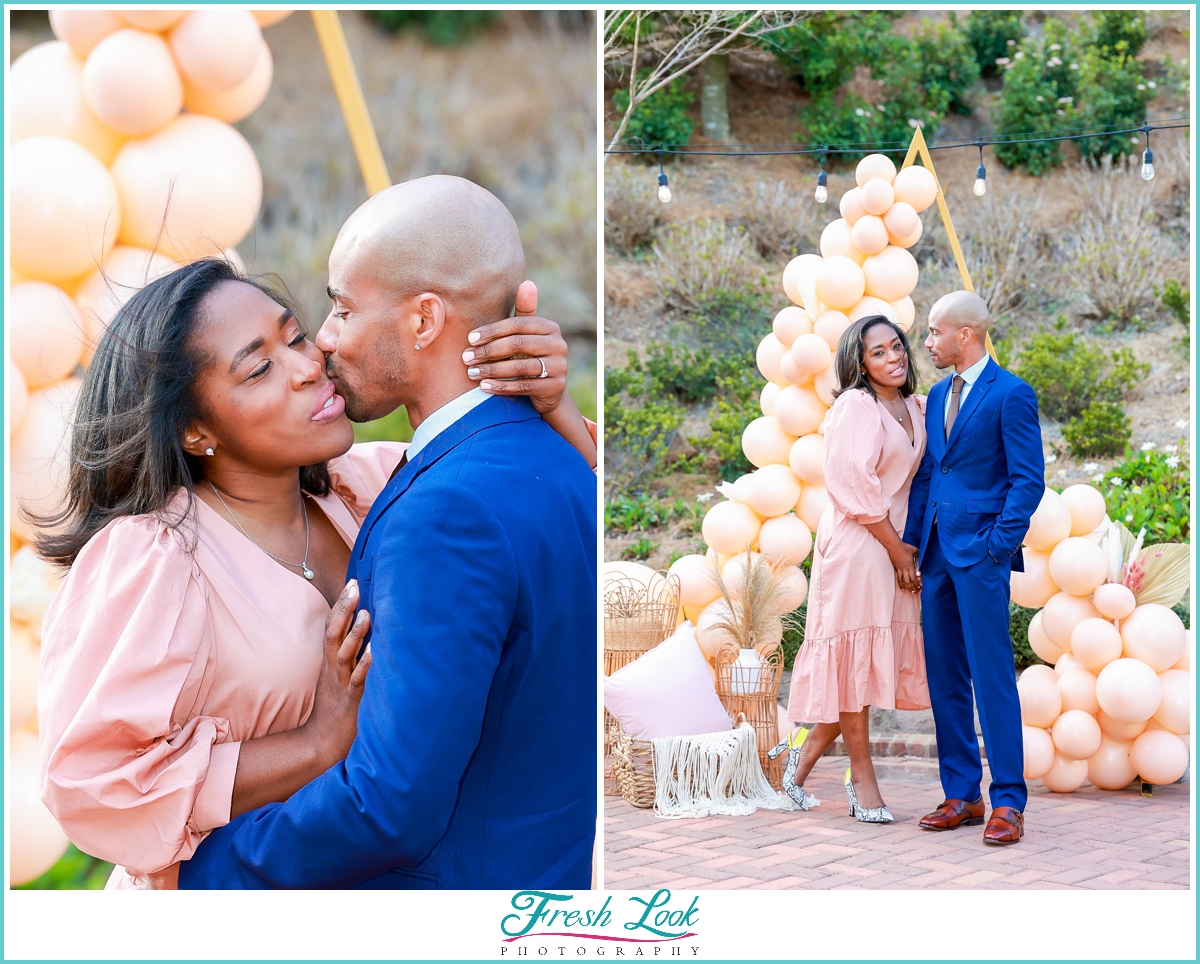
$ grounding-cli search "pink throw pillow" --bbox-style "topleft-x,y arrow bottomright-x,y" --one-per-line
604,622 -> 733,740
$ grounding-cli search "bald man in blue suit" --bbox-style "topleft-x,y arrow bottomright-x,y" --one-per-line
902,291 -> 1044,847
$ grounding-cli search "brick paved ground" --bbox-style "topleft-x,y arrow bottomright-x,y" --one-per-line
604,756 -> 1192,890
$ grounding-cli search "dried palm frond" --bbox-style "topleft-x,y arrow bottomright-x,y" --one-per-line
1131,543 -> 1191,609
705,554 -> 799,651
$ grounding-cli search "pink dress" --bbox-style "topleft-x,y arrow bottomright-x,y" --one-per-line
37,442 -> 407,889
786,389 -> 931,723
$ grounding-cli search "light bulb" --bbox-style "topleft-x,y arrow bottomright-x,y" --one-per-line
657,171 -> 671,203
973,161 -> 987,197
814,184 -> 827,203
1141,148 -> 1155,181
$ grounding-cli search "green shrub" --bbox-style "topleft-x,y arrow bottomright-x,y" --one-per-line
603,387 -> 685,493
767,11 -> 900,97
696,369 -> 762,481
1083,11 -> 1147,57
15,845 -> 111,890
621,537 -> 658,561
1010,603 -> 1041,668
914,19 -> 982,116
1100,443 -> 1190,543
963,10 -> 1027,76
992,20 -> 1077,176
608,344 -> 754,406
368,10 -> 498,44
605,493 -> 705,535
686,283 -> 776,355
1173,597 -> 1190,629
1062,400 -> 1132,458
613,74 -> 694,149
1014,322 -> 1148,421
1075,42 -> 1155,162
781,602 -> 807,671
1158,279 -> 1191,325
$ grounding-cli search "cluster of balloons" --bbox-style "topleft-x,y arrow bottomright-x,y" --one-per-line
8,8 -> 291,886
1014,485 -> 1192,793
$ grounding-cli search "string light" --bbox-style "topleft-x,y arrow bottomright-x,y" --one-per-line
656,147 -> 672,203
973,137 -> 987,197
1140,123 -> 1155,181
815,151 -> 828,203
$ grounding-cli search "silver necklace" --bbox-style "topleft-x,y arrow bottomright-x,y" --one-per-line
208,481 -> 315,580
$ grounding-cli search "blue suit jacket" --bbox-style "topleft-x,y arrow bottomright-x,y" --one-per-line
903,358 -> 1044,571
179,396 -> 597,889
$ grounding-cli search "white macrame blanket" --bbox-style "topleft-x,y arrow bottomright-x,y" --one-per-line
650,722 -> 799,819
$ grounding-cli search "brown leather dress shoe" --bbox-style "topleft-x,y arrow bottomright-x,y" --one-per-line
918,797 -> 985,831
983,806 -> 1024,845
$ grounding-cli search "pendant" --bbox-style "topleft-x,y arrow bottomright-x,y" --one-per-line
303,566 -> 315,580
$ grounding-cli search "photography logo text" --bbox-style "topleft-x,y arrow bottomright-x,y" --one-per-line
499,889 -> 701,958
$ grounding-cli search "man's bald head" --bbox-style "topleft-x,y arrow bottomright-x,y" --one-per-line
334,174 -> 526,326
924,290 -> 991,372
930,290 -> 990,339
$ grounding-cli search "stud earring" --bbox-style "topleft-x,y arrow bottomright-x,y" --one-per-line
206,447 -> 215,457
414,343 -> 421,350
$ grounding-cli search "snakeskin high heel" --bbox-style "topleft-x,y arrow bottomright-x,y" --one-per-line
768,727 -> 819,811
845,769 -> 894,824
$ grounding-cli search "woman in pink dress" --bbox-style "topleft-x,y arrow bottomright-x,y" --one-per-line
781,315 -> 930,823
36,258 -> 596,888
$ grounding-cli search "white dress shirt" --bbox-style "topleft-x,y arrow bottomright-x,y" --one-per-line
406,387 -> 491,460
942,352 -> 991,428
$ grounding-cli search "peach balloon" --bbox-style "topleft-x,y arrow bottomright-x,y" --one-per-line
695,599 -> 738,660
82,29 -> 183,135
819,220 -> 867,265
890,296 -> 916,330
1010,547 -> 1059,609
1055,654 -> 1085,679
1040,591 -> 1102,650
75,246 -> 180,363
782,254 -> 823,309
891,164 -> 937,212
702,500 -> 763,557
1087,736 -> 1137,790
10,544 -> 65,629
778,348 -> 805,386
119,10 -> 189,31
1070,617 -> 1123,673
722,551 -> 765,595
1018,674 -> 1062,728
1027,610 -> 1065,666
9,283 -> 86,390
9,731 -> 71,886
815,256 -> 867,310
10,378 -> 81,543
770,386 -> 825,439
170,10 -> 263,93
1096,658 -> 1162,724
796,483 -> 830,534
758,514 -> 812,567
253,10 -> 295,28
1023,725 -> 1055,779
855,153 -> 897,187
49,10 -> 123,58
743,465 -> 802,519
1051,709 -> 1102,760
773,306 -> 812,348
759,382 -> 780,417
859,178 -> 896,216
790,333 -> 833,375
847,295 -> 899,325
1048,537 -> 1108,596
10,623 -> 41,729
813,310 -> 852,350
756,333 -> 789,387
1098,709 -> 1148,741
1130,728 -> 1189,785
839,187 -> 866,225
1056,668 -> 1100,715
1153,669 -> 1190,734
9,361 -> 30,435
889,221 -> 924,250
10,136 -> 121,284
776,565 -> 808,612
1092,583 -> 1136,620
743,417 -> 798,469
1059,483 -> 1106,536
850,214 -> 889,255
668,554 -> 721,611
184,37 -> 273,123
882,201 -> 920,240
10,42 -> 125,165
1173,631 -> 1191,671
1120,604 -> 1186,672
1040,752 -> 1089,793
1023,488 -> 1072,550
811,366 -> 837,408
789,433 -> 825,484
861,246 -> 919,302
112,114 -> 263,262
1020,664 -> 1058,683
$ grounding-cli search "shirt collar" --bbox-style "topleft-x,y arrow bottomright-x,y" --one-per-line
406,387 -> 490,459
958,352 -> 990,387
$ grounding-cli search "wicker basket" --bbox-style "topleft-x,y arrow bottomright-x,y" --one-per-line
603,573 -> 680,794
714,642 -> 785,789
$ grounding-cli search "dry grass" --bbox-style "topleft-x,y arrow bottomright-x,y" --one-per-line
651,220 -> 759,311
954,188 -> 1050,319
729,178 -> 822,261
604,165 -> 661,255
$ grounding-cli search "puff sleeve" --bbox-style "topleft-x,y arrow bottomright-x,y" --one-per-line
822,389 -> 890,525
324,441 -> 410,526
38,514 -> 238,875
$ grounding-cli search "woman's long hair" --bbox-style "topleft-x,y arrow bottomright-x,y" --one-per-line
36,258 -> 331,568
831,314 -> 919,401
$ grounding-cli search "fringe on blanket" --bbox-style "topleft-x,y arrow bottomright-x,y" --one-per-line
650,722 -> 801,819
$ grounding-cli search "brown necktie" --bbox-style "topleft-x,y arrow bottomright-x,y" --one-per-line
945,375 -> 965,439
388,450 -> 409,483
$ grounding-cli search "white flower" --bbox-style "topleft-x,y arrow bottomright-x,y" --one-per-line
876,104 -> 886,112
1058,96 -> 1072,104
1137,84 -> 1146,91
1111,477 -> 1125,487
856,107 -> 867,117
1083,462 -> 1099,472
1141,441 -> 1157,451
1057,469 -> 1067,477
1056,110 -> 1066,116
1070,63 -> 1080,70
1125,513 -> 1134,522
1005,62 -> 1015,70
1007,39 -> 1017,46
1014,51 -> 1024,59
1148,81 -> 1157,88
995,57 -> 1010,65
1164,444 -> 1178,454
1092,473 -> 1105,483
908,118 -> 922,129
696,492 -> 715,503
1175,418 -> 1189,428
1167,456 -> 1181,467
1131,485 -> 1143,494
1036,95 -> 1044,102
1046,453 -> 1058,464
1049,43 -> 1062,51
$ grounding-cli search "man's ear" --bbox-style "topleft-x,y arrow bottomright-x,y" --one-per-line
181,423 -> 217,459
412,292 -> 447,351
